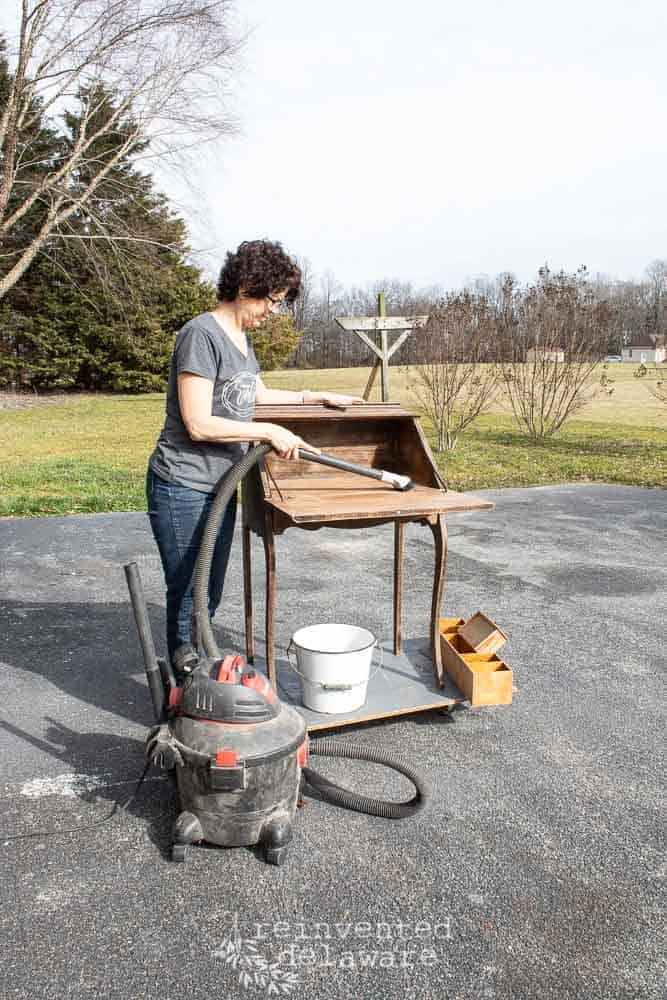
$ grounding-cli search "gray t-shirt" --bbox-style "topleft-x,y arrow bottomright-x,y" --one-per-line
149,312 -> 260,491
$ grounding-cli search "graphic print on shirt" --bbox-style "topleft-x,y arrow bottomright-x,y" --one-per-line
219,370 -> 257,419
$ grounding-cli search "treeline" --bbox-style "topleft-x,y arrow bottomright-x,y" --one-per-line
288,264 -> 666,369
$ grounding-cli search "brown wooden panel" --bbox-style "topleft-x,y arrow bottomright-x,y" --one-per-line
254,403 -> 419,421
265,483 -> 493,523
265,442 -> 402,483
261,417 -> 407,447
260,414 -> 429,489
253,405 -> 444,495
411,419 -> 448,489
395,421 -> 443,487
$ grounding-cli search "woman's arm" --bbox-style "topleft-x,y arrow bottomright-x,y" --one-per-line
254,377 -> 304,405
177,373 -> 317,460
255,376 -> 364,407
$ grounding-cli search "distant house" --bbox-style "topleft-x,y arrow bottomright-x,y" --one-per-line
622,336 -> 666,364
526,346 -> 565,363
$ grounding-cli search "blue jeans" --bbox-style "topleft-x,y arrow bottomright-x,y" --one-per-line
146,468 -> 237,662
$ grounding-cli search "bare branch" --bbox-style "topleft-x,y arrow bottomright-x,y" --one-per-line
0,0 -> 241,301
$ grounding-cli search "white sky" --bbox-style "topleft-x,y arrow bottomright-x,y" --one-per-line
3,1 -> 666,289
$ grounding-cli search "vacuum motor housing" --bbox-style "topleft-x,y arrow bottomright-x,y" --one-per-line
166,655 -> 307,863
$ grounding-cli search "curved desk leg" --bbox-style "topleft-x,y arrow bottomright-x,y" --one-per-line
242,515 -> 253,664
262,510 -> 277,687
429,514 -> 448,687
394,521 -> 404,655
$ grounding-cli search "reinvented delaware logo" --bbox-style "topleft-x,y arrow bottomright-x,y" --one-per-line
219,371 -> 257,419
212,910 -> 451,990
213,922 -> 300,995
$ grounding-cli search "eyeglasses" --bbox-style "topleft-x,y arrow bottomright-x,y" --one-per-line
266,293 -> 288,311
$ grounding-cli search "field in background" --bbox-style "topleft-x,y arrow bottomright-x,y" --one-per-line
269,362 -> 665,427
0,364 -> 664,516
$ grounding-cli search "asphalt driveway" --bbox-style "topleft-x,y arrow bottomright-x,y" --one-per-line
0,484 -> 664,999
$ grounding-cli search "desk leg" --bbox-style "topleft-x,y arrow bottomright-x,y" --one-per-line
242,517 -> 253,664
262,512 -> 277,687
394,521 -> 404,655
429,514 -> 448,687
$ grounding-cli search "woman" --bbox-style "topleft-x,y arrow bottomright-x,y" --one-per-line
147,239 -> 363,680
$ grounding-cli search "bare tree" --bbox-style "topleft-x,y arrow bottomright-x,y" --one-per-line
319,268 -> 342,323
292,255 -> 315,332
0,0 -> 240,300
500,266 -> 613,439
405,291 -> 503,451
645,259 -> 667,339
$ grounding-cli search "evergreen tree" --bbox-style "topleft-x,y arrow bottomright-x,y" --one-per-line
252,313 -> 302,371
1,65 -> 214,391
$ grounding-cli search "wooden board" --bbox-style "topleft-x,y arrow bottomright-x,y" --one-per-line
335,317 -> 428,331
265,479 -> 493,523
254,403 -> 419,420
251,638 -> 464,731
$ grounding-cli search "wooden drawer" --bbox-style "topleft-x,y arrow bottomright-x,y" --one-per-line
457,611 -> 507,655
439,631 -> 513,707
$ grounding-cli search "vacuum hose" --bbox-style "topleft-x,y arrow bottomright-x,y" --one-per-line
192,442 -> 273,660
305,738 -> 426,818
191,441 -> 427,820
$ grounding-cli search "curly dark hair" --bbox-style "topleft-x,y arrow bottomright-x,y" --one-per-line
216,240 -> 301,303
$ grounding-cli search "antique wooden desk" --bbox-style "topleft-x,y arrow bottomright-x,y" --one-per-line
241,403 -> 493,707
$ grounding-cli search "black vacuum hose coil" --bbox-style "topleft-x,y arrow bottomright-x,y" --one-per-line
305,738 -> 427,819
191,442 -> 427,820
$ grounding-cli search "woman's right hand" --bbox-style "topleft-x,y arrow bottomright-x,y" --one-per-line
262,423 -> 320,461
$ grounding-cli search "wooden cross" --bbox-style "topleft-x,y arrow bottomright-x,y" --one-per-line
335,293 -> 428,401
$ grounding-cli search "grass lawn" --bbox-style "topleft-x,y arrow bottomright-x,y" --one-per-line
0,364 -> 664,516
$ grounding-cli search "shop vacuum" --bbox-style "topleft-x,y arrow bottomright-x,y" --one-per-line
125,444 -> 427,865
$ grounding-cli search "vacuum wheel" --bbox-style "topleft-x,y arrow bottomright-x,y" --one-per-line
171,811 -> 203,863
264,844 -> 289,866
171,844 -> 187,862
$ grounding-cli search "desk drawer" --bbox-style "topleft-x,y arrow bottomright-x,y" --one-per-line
439,624 -> 513,707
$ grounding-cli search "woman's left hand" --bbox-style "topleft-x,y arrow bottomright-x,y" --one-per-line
311,391 -> 365,408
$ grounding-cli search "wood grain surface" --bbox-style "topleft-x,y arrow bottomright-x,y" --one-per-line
264,477 -> 493,522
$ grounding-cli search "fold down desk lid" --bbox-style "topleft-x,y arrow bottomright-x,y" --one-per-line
263,477 -> 494,524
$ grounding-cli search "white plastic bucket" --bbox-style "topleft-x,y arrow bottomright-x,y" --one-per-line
287,623 -> 382,714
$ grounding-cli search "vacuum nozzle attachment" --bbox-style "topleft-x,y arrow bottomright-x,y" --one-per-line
378,470 -> 415,492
